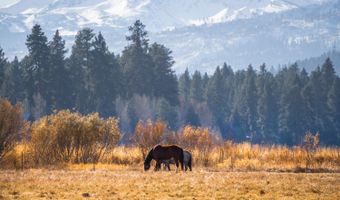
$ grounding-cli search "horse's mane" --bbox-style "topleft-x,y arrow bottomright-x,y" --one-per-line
154,144 -> 180,148
144,148 -> 153,164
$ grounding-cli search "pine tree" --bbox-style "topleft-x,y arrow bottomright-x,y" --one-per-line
220,62 -> 234,120
202,72 -> 209,100
327,77 -> 340,144
256,64 -> 278,143
190,70 -> 204,102
229,108 -> 247,141
300,59 -> 337,144
1,57 -> 25,103
207,67 -> 228,137
25,24 -> 50,118
149,43 -> 178,105
156,98 -> 178,130
0,46 -> 7,88
126,20 -> 149,50
221,62 -> 234,78
178,68 -> 191,104
234,65 -> 258,140
278,64 -> 305,145
121,20 -> 154,98
185,105 -> 201,126
48,30 -> 69,110
321,58 -> 336,91
68,28 -> 95,113
320,58 -> 337,143
90,32 -> 120,116
301,80 -> 315,136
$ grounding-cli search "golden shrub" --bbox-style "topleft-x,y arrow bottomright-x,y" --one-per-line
177,125 -> 221,166
0,99 -> 25,161
133,120 -> 166,158
30,110 -> 121,165
178,126 -> 219,149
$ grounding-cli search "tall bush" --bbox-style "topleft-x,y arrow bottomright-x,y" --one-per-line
0,99 -> 25,161
30,110 -> 121,165
133,120 -> 166,158
178,125 -> 221,165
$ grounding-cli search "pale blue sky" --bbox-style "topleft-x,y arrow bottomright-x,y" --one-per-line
0,0 -> 19,8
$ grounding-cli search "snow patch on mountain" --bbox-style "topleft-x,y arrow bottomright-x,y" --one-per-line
0,0 -> 21,9
260,1 -> 296,13
190,0 -> 298,26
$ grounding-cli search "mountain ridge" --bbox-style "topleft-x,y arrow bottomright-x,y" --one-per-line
0,0 -> 338,73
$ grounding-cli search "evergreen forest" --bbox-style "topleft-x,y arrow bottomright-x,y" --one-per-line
0,20 -> 339,145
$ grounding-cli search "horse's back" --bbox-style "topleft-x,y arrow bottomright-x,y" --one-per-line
154,144 -> 182,151
153,144 -> 183,160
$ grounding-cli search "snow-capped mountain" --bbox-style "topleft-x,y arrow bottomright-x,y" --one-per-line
0,0 -> 339,73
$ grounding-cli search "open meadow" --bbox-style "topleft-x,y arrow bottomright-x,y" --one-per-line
0,166 -> 339,200
1,137 -> 340,199
1,1 -> 340,199
1,104 -> 340,199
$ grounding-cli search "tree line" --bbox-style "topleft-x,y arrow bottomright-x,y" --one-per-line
0,20 -> 339,145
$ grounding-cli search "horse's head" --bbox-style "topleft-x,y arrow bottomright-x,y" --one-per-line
144,162 -> 151,171
144,148 -> 153,171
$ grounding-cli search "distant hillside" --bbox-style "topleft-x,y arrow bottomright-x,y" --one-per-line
296,50 -> 340,74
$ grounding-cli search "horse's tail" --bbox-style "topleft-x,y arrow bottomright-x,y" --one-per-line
188,153 -> 192,171
180,148 -> 184,170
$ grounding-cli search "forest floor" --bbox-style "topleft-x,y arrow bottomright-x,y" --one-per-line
0,166 -> 339,200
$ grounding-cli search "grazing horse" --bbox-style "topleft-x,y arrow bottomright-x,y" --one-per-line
160,150 -> 192,171
144,145 -> 184,171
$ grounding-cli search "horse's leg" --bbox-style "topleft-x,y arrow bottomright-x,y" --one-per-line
158,161 -> 162,171
157,162 -> 161,171
174,158 -> 179,172
154,160 -> 160,171
167,163 -> 171,171
164,163 -> 169,171
180,153 -> 184,171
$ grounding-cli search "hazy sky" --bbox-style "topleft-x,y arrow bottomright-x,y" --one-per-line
0,0 -> 19,8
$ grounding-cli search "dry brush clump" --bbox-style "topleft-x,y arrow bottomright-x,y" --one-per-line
175,125 -> 221,166
0,99 -> 27,162
303,131 -> 319,169
132,120 -> 166,158
214,139 -> 340,172
30,110 -> 121,166
102,146 -> 142,165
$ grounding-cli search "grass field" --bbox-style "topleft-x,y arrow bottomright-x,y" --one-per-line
1,167 -> 339,200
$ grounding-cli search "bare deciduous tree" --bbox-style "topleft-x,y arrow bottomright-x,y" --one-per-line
133,120 -> 166,158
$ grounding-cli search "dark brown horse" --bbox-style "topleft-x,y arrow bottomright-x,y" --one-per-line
144,145 -> 184,171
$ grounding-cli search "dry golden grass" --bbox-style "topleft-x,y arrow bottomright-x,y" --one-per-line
2,143 -> 340,173
0,168 -> 339,200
